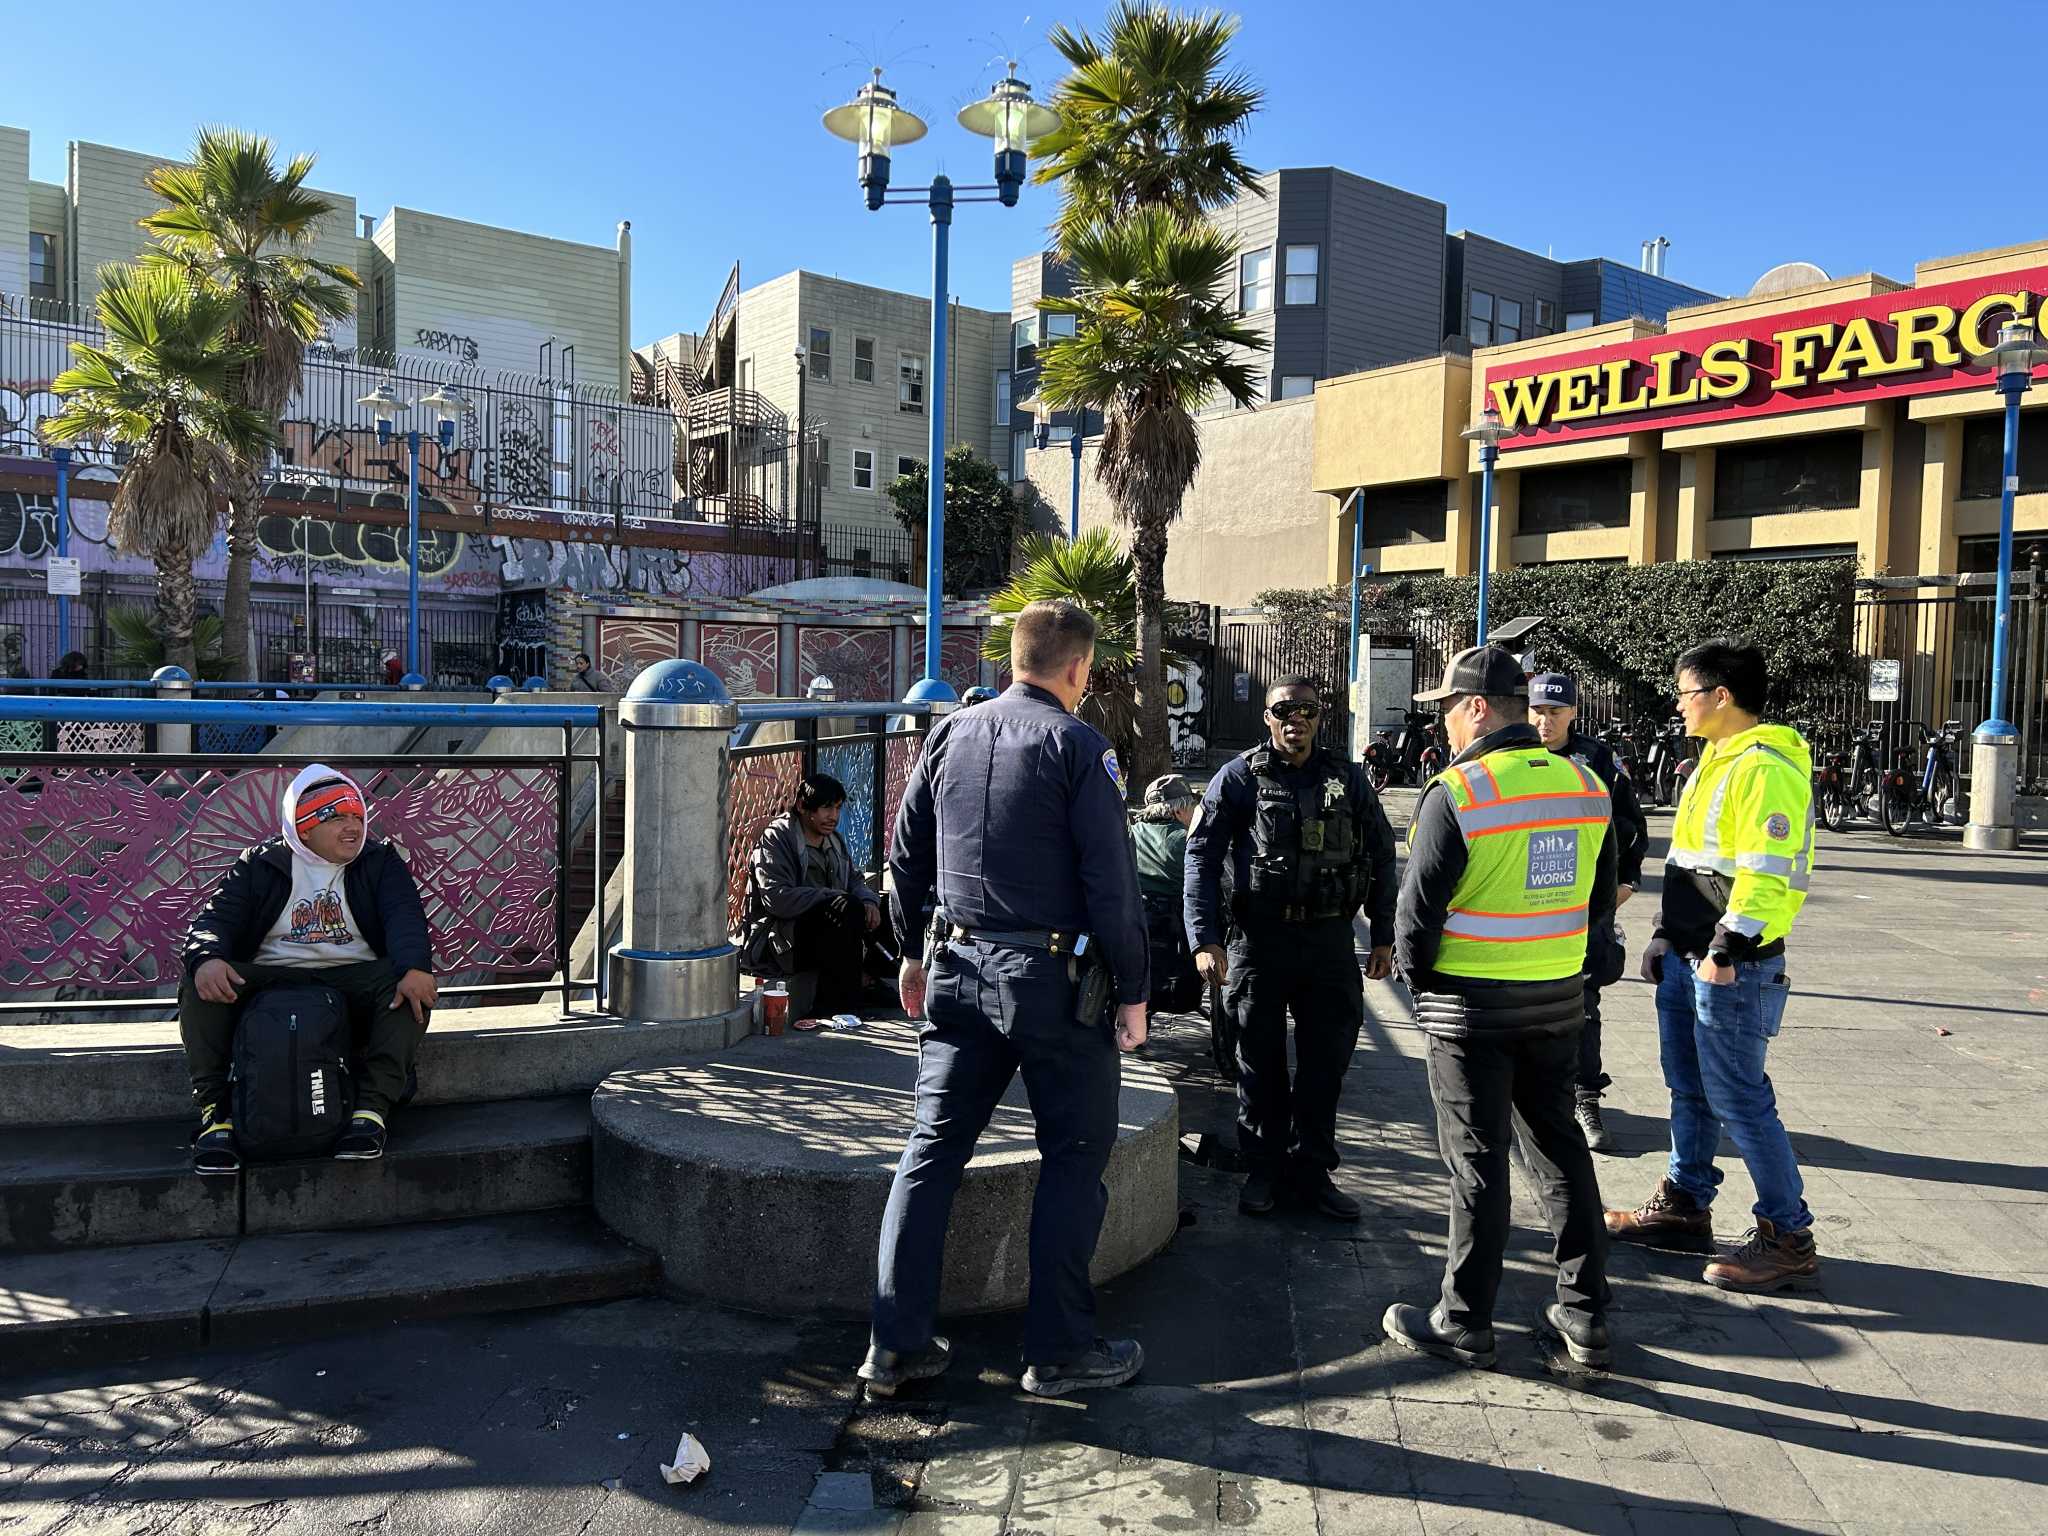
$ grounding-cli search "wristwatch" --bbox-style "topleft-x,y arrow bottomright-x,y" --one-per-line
1707,948 -> 1733,969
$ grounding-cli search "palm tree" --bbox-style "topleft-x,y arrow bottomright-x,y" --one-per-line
44,263 -> 272,673
1030,2 -> 1266,784
982,527 -> 1147,760
140,127 -> 359,679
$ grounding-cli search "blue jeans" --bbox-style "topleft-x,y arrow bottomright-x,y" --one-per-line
1655,956 -> 1812,1234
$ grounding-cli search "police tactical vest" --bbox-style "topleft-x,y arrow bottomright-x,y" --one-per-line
1243,746 -> 1362,923
1422,746 -> 1610,982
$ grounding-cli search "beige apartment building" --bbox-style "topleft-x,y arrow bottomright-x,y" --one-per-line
1,125 -> 631,391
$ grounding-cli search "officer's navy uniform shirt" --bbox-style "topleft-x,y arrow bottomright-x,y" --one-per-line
888,681 -> 1149,1005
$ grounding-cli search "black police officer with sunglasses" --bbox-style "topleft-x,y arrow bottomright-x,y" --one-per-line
1186,676 -> 1397,1220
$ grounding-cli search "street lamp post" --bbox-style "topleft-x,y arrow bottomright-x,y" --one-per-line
1029,396 -> 1092,539
1460,405 -> 1510,646
1967,319 -> 2048,850
825,63 -> 1055,702
356,381 -> 471,685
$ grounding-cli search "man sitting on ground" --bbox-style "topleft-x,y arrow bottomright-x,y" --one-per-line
1129,774 -> 1203,1014
180,764 -> 437,1173
739,773 -> 891,1020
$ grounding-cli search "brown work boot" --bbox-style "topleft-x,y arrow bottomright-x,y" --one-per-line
1605,1177 -> 1713,1252
1703,1220 -> 1820,1294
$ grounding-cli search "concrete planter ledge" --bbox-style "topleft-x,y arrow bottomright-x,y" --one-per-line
591,1018 -> 1181,1317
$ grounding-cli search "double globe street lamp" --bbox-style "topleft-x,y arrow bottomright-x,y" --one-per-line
823,64 -> 1056,703
354,380 -> 471,685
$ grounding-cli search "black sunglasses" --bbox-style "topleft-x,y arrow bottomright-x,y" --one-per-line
1269,699 -> 1323,721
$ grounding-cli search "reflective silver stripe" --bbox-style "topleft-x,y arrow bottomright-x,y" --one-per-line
1737,853 -> 1796,875
1458,760 -> 1500,805
1444,905 -> 1590,940
1453,793 -> 1609,836
1720,913 -> 1768,938
1670,849 -> 1737,874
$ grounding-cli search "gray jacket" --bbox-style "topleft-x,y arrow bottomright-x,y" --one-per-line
738,813 -> 879,975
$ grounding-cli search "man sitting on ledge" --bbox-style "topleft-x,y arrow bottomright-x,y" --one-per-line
739,772 -> 892,1021
180,764 -> 437,1174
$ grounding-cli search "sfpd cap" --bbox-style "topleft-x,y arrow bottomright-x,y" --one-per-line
1528,672 -> 1578,707
1413,644 -> 1530,703
1144,773 -> 1195,810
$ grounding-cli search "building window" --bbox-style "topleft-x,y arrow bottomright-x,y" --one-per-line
1714,432 -> 1863,519
1961,412 -> 2048,499
898,352 -> 924,414
1364,481 -> 1449,546
28,233 -> 57,300
896,455 -> 919,480
1565,310 -> 1595,331
1283,245 -> 1319,305
1469,290 -> 1494,346
1043,310 -> 1076,343
1535,299 -> 1557,335
808,327 -> 832,380
994,367 -> 1011,425
1012,315 -> 1038,372
1239,247 -> 1273,312
1011,429 -> 1033,481
1520,460 -> 1632,535
853,447 -> 875,491
1278,374 -> 1315,399
1497,298 -> 1522,344
853,336 -> 875,384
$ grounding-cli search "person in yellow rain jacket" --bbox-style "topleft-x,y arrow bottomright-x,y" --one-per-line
1607,637 -> 1820,1295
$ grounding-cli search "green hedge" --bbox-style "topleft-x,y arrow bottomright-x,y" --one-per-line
1255,558 -> 1861,719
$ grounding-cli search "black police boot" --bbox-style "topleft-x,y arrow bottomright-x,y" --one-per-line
857,1335 -> 952,1395
1238,1170 -> 1277,1216
1574,1091 -> 1616,1154
1381,1302 -> 1496,1370
1021,1337 -> 1144,1397
1293,1167 -> 1362,1223
1534,1302 -> 1613,1369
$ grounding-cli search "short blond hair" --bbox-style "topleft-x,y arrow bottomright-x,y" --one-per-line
1010,600 -> 1097,676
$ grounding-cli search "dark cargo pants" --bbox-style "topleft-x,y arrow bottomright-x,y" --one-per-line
1224,916 -> 1365,1175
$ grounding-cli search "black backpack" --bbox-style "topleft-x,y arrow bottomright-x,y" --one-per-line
230,983 -> 356,1161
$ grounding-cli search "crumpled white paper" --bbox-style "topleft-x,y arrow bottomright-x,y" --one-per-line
660,1432 -> 712,1485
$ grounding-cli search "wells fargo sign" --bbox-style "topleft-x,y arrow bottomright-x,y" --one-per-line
1484,267 -> 2047,450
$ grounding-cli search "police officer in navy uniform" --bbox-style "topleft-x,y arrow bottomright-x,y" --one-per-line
861,599 -> 1151,1400
1186,676 -> 1398,1221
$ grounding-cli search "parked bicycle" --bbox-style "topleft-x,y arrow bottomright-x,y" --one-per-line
1641,716 -> 1697,807
1363,708 -> 1449,791
1881,720 -> 1966,836
1819,720 -> 1888,831
1596,721 -> 1640,784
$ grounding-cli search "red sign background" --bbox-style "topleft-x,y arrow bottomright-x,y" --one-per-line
1485,265 -> 2048,452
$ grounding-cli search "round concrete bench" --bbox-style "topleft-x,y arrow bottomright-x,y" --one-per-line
591,1018 -> 1180,1317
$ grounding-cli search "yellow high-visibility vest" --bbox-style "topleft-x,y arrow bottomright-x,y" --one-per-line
1417,745 -> 1611,982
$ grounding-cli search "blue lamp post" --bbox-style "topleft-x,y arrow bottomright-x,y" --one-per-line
1966,319 -> 2048,850
356,380 -> 470,686
825,64 -> 1056,703
1460,405 -> 1509,646
36,423 -> 73,656
1029,396 -> 1093,539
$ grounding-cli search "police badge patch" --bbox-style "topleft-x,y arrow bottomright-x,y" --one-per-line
1103,749 -> 1125,795
1765,812 -> 1792,840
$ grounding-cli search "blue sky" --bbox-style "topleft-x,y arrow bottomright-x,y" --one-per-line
10,0 -> 2038,340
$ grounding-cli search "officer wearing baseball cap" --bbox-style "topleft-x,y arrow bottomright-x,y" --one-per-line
1527,672 -> 1648,1154
1384,645 -> 1617,1372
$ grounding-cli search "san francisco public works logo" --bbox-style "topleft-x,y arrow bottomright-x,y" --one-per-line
1526,830 -> 1580,891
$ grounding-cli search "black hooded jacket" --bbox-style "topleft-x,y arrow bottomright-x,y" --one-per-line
180,837 -> 433,979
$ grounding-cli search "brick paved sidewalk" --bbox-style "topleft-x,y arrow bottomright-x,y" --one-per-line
3,825 -> 2044,1534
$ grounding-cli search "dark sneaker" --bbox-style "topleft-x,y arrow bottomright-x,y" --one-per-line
193,1111 -> 239,1178
1293,1168 -> 1362,1223
1381,1302 -> 1496,1370
1605,1177 -> 1713,1251
333,1112 -> 386,1162
1534,1302 -> 1612,1369
856,1336 -> 952,1395
1704,1219 -> 1820,1294
1021,1337 -> 1144,1397
1238,1171 -> 1276,1216
1574,1091 -> 1616,1154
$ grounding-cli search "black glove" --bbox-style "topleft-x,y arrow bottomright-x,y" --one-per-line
1640,935 -> 1672,984
824,893 -> 854,925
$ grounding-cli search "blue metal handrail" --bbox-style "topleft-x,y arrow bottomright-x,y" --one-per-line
735,700 -> 932,721
0,699 -> 604,727
2,679 -> 488,694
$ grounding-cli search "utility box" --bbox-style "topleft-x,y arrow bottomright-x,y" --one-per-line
1349,637 -> 1414,753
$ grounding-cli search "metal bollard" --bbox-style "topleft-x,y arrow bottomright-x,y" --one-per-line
153,665 -> 193,755
607,659 -> 741,1021
1965,729 -> 2020,852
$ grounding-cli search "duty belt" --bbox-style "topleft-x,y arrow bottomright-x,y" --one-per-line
945,922 -> 1089,956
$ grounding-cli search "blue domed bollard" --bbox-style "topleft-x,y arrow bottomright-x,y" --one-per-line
151,665 -> 194,753
400,671 -> 426,692
607,660 -> 745,1025
485,674 -> 515,697
523,675 -> 548,692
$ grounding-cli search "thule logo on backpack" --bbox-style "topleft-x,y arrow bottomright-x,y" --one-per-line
309,1069 -> 327,1118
